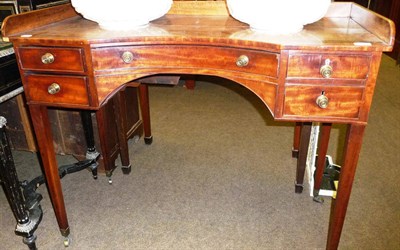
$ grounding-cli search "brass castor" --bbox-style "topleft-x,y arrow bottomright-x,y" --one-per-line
63,236 -> 71,247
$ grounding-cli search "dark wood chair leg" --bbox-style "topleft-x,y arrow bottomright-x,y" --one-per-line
138,84 -> 153,145
295,122 -> 312,193
313,123 -> 332,201
292,122 -> 302,158
113,90 -> 132,174
95,107 -> 118,183
184,79 -> 196,90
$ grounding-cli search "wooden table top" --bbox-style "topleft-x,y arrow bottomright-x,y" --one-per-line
1,2 -> 395,52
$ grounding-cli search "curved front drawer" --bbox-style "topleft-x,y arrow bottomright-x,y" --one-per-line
92,45 -> 280,78
25,74 -> 89,106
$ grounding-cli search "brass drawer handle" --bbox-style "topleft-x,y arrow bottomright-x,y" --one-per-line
236,55 -> 249,67
122,51 -> 134,63
320,59 -> 333,78
316,93 -> 329,109
41,53 -> 55,64
48,83 -> 61,95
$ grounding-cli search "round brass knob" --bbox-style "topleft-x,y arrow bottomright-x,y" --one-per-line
236,55 -> 249,67
320,59 -> 333,78
122,51 -> 134,63
41,53 -> 55,64
316,94 -> 329,109
48,83 -> 61,95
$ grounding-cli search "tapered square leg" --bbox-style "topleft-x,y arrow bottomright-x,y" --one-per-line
28,105 -> 69,237
295,122 -> 312,193
326,124 -> 366,250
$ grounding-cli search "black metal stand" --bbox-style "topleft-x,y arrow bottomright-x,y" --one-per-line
80,111 -> 100,179
0,112 -> 101,248
0,116 -> 41,250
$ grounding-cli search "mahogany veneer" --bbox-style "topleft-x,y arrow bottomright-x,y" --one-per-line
1,2 -> 395,249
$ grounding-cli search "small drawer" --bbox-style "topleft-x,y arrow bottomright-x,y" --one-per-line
18,47 -> 85,73
25,74 -> 89,106
287,53 -> 371,79
283,85 -> 364,119
92,45 -> 280,78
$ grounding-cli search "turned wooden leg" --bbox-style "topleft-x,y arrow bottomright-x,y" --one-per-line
113,90 -> 131,174
295,122 -> 312,193
292,122 -> 302,158
28,105 -> 70,238
138,84 -> 152,145
326,124 -> 366,250
313,123 -> 332,199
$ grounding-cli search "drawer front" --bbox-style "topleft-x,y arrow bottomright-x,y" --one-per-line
18,47 -> 85,73
283,85 -> 364,119
25,74 -> 89,106
92,45 -> 279,77
287,54 -> 371,79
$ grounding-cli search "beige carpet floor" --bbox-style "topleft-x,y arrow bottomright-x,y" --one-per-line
0,55 -> 399,249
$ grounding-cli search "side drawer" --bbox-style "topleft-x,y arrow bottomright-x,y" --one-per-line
25,74 -> 89,106
92,45 -> 280,78
18,47 -> 85,73
283,85 -> 364,119
287,53 -> 371,79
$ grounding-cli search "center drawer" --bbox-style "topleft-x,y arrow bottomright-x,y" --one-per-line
25,74 -> 89,106
92,45 -> 280,77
